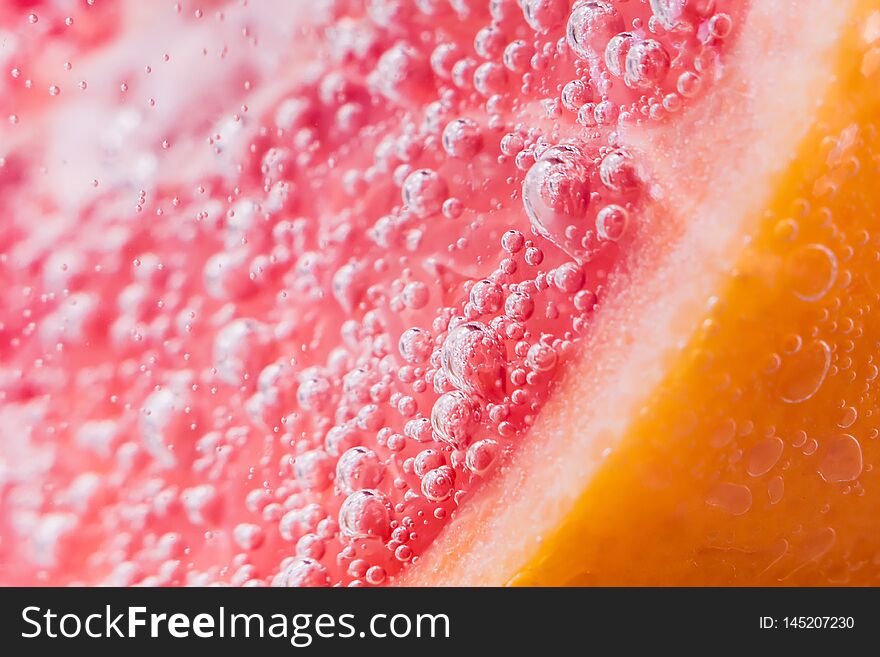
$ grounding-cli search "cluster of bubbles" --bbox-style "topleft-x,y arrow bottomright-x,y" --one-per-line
0,0 -> 737,586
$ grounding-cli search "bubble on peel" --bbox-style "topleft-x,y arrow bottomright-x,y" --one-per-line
522,144 -> 592,261
593,100 -> 619,125
625,40 -> 670,88
399,327 -> 433,364
747,437 -> 784,477
787,244 -> 838,302
566,1 -> 622,62
706,482 -> 752,516
442,118 -> 483,159
599,149 -> 638,192
280,558 -> 330,587
521,0 -> 569,33
336,447 -> 385,494
294,449 -> 334,491
441,322 -> 506,399
604,32 -> 634,78
466,439 -> 499,475
650,0 -> 689,31
213,318 -> 271,386
402,168 -> 448,218
421,466 -> 456,502
778,340 -> 831,404
474,24 -> 505,59
339,490 -> 391,540
596,204 -> 629,241
431,391 -> 479,448
817,434 -> 863,483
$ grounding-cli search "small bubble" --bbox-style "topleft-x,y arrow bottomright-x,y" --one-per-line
521,0 -> 569,33
787,244 -> 838,302
747,437 -> 784,477
442,118 -> 483,159
605,32 -> 635,77
339,490 -> 391,540
567,2 -> 623,62
431,391 -> 479,448
421,466 -> 456,501
402,169 -> 448,218
466,438 -> 499,475
336,447 -> 385,494
778,340 -> 831,404
625,40 -> 670,88
817,434 -> 863,483
599,149 -> 638,191
523,143 -> 592,261
526,343 -> 557,372
706,482 -> 752,516
596,204 -> 630,241
280,558 -> 330,587
441,322 -> 506,399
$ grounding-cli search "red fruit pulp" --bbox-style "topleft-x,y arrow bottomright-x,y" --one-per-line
0,1 -> 741,585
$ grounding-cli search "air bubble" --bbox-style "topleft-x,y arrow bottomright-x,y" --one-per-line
787,244 -> 838,302
442,118 -> 483,159
599,149 -> 638,192
818,434 -> 863,483
567,1 -> 623,62
522,143 -> 593,261
521,0 -> 569,34
624,40 -> 670,88
441,322 -> 506,399
280,558 -> 330,587
466,439 -> 499,475
336,447 -> 385,494
402,169 -> 448,218
431,391 -> 480,448
339,490 -> 391,540
421,466 -> 456,502
596,204 -> 630,241
778,340 -> 831,404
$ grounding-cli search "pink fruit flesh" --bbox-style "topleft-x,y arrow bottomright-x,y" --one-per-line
0,1 -> 740,585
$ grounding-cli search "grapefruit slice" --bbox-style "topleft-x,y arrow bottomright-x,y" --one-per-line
0,0 -> 878,587
403,0 -> 880,586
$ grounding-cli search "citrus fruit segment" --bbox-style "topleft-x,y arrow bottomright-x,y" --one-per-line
400,0 -> 880,586
3,0 -> 879,588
